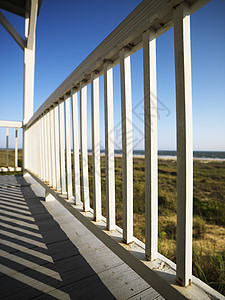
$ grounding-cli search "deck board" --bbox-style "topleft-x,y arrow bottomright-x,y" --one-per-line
0,175 -> 163,299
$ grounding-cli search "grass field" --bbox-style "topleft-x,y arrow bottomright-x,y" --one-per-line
87,155 -> 225,295
1,149 -> 224,294
0,149 -> 23,175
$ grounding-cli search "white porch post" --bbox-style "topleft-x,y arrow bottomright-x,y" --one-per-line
23,0 -> 38,171
174,3 -> 193,287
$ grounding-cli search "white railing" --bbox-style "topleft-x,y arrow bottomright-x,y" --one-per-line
0,120 -> 22,172
23,1 -> 223,299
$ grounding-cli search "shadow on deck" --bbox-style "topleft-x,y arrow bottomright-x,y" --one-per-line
0,175 -> 162,300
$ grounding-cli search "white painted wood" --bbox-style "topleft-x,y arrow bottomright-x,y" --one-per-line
104,62 -> 115,231
37,120 -> 41,178
174,3 -> 193,287
59,101 -> 66,194
120,48 -> 133,244
64,96 -> 73,200
27,170 -> 219,300
91,72 -> 102,221
30,124 -> 34,173
54,105 -> 61,192
27,0 -> 38,50
50,109 -> 56,189
44,113 -> 49,182
34,123 -> 37,175
38,120 -> 41,176
23,0 -> 38,172
80,82 -> 90,211
47,111 -> 53,186
15,128 -> 18,168
0,121 -> 22,128
71,91 -> 81,204
38,120 -> 42,177
45,190 -> 56,202
0,11 -> 26,50
143,29 -> 158,261
40,116 -> 45,181
6,127 -> 9,167
27,0 -> 209,127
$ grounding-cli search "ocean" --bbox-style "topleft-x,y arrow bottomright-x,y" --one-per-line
112,150 -> 225,160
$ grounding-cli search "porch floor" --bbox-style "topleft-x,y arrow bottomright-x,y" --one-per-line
0,175 -> 163,300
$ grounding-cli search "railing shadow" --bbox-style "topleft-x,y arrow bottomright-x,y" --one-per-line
0,175 -> 115,299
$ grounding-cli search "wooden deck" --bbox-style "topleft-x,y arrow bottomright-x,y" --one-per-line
0,175 -> 163,300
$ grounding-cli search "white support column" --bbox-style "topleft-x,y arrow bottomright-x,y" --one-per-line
120,48 -> 133,244
50,109 -> 56,189
80,82 -> 90,212
143,29 -> 158,261
54,104 -> 61,192
174,3 -> 193,287
71,90 -> 81,204
15,128 -> 18,168
59,101 -> 66,194
91,72 -> 102,221
6,127 -> 9,167
64,96 -> 73,200
47,111 -> 52,186
104,62 -> 116,231
23,1 -> 38,172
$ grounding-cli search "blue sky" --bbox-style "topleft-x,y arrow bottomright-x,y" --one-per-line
0,0 -> 224,151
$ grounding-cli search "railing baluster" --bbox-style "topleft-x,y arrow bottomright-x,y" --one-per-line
47,110 -> 52,185
120,48 -> 133,244
59,100 -> 66,194
71,90 -> 81,204
38,120 -> 41,177
104,62 -> 115,231
15,127 -> 18,168
6,127 -> 9,168
41,115 -> 45,181
54,104 -> 61,192
91,72 -> 102,221
33,123 -> 36,174
44,113 -> 49,182
174,3 -> 193,287
80,82 -> 90,211
65,95 -> 73,200
143,29 -> 158,261
35,122 -> 37,174
50,109 -> 56,188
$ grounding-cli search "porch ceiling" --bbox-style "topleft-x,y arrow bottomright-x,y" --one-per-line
0,0 -> 42,17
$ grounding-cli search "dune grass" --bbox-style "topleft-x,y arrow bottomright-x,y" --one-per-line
0,149 -> 23,175
87,155 -> 225,295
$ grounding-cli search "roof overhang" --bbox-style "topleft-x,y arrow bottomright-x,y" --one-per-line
0,0 -> 42,17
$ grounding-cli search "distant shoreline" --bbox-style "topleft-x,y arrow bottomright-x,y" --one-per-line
1,148 -> 224,162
